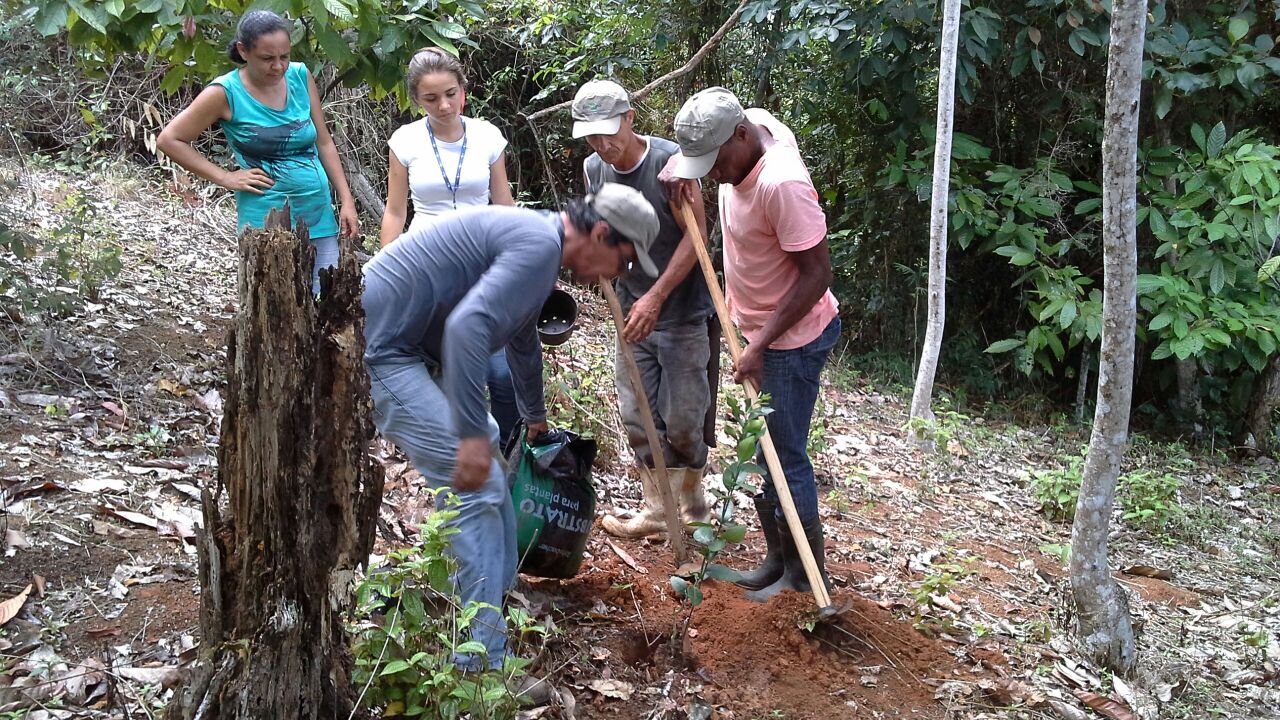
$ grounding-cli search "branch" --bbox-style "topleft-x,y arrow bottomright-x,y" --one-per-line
522,0 -> 751,124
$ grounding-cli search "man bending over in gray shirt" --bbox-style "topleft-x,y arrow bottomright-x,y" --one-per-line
361,184 -> 658,702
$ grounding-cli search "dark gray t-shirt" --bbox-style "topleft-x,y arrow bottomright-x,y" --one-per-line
362,206 -> 560,439
584,136 -> 712,328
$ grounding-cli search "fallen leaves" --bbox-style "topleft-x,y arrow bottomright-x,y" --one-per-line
583,678 -> 634,701
1121,565 -> 1174,581
98,504 -> 158,529
605,539 -> 647,575
0,584 -> 33,625
1072,690 -> 1138,720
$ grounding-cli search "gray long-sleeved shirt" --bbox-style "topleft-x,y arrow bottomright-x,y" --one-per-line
362,206 -> 562,439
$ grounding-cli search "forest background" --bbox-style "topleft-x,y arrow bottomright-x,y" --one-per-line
2,0 -> 1280,449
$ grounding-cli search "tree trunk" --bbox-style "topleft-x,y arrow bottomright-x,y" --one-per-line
908,0 -> 962,447
752,2 -> 788,109
1069,0 -> 1142,676
1074,342 -> 1093,425
348,168 -> 385,221
166,209 -> 385,719
1246,355 -> 1280,455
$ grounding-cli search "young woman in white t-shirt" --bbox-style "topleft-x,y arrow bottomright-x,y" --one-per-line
379,47 -> 515,245
380,47 -> 520,447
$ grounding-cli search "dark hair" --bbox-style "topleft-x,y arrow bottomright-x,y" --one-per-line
227,11 -> 290,64
407,47 -> 467,96
565,198 -> 628,248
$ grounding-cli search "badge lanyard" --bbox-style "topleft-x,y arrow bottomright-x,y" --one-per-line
427,117 -> 467,209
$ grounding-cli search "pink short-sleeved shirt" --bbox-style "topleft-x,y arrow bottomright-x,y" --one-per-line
719,109 -> 839,350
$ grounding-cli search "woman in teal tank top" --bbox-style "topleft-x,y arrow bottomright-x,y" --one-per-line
157,11 -> 358,292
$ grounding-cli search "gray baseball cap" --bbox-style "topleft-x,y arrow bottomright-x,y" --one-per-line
672,87 -> 746,179
571,80 -> 631,138
590,183 -> 660,277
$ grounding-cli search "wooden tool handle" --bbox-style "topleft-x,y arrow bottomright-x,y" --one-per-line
600,281 -> 689,563
678,201 -> 832,608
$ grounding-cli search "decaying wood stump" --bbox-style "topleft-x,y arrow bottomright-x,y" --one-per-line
166,209 -> 384,719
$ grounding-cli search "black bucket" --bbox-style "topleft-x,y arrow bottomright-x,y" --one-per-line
538,289 -> 578,347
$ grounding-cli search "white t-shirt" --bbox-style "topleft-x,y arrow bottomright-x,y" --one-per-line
388,116 -> 508,234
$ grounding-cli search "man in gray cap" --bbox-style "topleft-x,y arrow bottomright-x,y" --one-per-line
571,79 -> 717,540
664,87 -> 840,603
362,184 -> 658,698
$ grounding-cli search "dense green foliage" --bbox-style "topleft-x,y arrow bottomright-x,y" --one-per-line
15,0 -> 484,106
5,0 -> 1280,444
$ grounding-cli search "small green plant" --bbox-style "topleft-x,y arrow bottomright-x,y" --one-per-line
1239,624 -> 1271,661
1029,450 -> 1086,521
903,403 -> 973,458
128,424 -> 173,458
670,393 -> 771,608
1118,470 -> 1182,534
806,393 -> 830,455
351,492 -> 546,719
1019,619 -> 1054,644
1039,543 -> 1070,565
545,362 -> 617,461
0,188 -> 123,316
909,556 -> 977,608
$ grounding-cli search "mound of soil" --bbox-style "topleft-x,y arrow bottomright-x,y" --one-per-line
693,590 -> 954,718
541,536 -> 969,718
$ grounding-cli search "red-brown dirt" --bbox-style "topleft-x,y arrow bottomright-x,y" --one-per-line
531,530 -> 974,718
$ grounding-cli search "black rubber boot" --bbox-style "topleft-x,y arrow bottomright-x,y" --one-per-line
744,515 -> 829,603
734,496 -> 784,591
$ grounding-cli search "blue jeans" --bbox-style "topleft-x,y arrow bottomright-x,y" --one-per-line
487,352 -> 519,449
311,234 -> 339,294
366,361 -> 518,671
758,316 -> 840,524
615,319 -> 713,469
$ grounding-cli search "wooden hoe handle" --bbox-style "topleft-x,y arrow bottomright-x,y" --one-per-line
600,282 -> 690,563
677,201 -> 833,610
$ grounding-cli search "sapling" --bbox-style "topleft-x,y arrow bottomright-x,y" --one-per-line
669,393 -> 771,622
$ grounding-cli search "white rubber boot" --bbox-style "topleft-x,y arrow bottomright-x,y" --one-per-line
601,467 -> 668,539
678,467 -> 711,525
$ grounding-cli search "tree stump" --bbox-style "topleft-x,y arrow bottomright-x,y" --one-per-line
166,209 -> 384,719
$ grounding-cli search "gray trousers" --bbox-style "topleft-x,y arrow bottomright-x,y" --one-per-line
367,361 -> 517,672
616,317 -> 715,470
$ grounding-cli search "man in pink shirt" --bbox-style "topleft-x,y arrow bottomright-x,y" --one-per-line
666,87 -> 840,602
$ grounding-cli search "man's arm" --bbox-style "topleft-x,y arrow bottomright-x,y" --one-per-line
443,239 -> 559,488
505,311 -> 548,433
621,189 -> 708,342
734,240 -> 832,386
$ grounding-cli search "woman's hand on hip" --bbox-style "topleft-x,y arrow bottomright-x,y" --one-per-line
219,168 -> 274,194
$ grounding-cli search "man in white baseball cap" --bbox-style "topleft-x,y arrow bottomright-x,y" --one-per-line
664,86 -> 841,603
571,79 -> 633,138
571,79 -> 719,541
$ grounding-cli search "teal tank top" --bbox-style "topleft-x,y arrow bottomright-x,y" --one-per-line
211,62 -> 338,239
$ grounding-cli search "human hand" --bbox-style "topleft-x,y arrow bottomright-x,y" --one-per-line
657,155 -> 698,207
338,202 -> 359,239
525,421 -> 550,443
219,168 -> 274,194
621,291 -> 663,343
733,342 -> 764,389
451,437 -> 492,492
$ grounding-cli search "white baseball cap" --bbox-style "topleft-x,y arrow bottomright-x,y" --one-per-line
571,80 -> 632,138
672,87 -> 746,179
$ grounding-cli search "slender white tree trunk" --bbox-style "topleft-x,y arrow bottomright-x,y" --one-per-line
909,0 -> 962,447
1069,0 -> 1144,675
